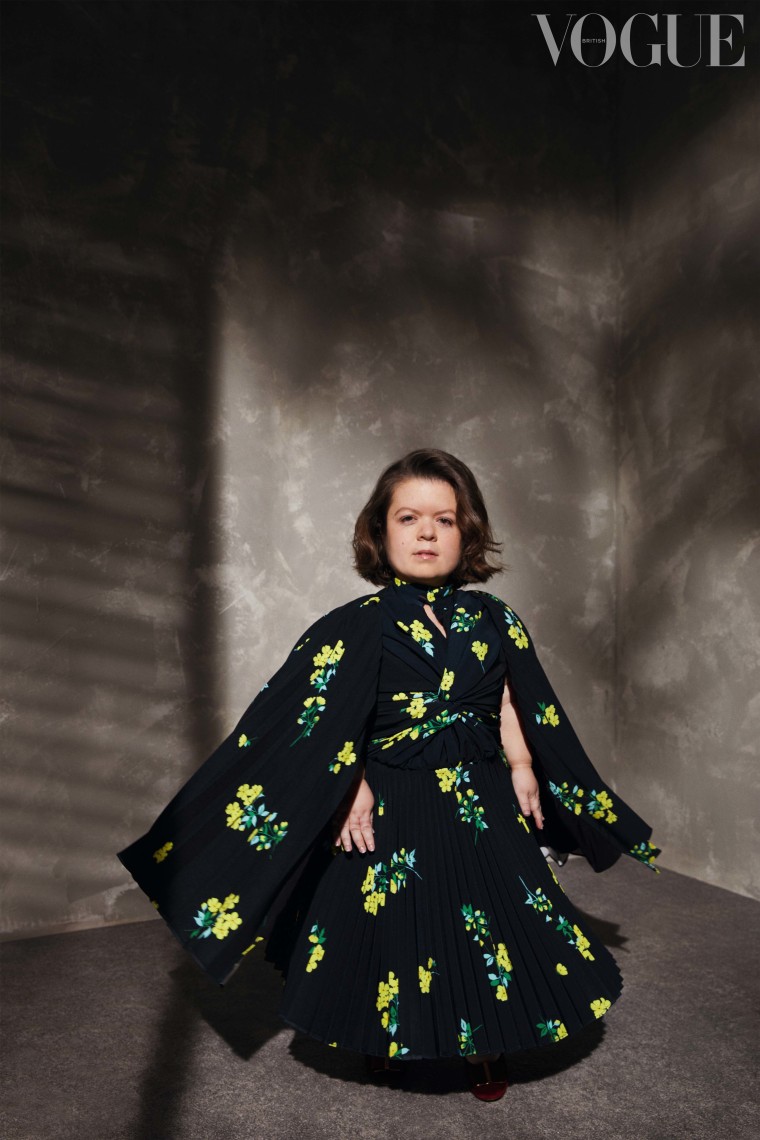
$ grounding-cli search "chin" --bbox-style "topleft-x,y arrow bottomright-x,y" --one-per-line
405,562 -> 454,582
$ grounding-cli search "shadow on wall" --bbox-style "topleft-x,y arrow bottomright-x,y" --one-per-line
1,213 -> 224,933
0,0 -> 623,943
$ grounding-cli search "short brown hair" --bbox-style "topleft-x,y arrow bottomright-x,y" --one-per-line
352,448 -> 505,585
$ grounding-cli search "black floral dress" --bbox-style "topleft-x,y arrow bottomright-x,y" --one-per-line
117,577 -> 660,1061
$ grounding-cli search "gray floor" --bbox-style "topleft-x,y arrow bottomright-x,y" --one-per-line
1,857 -> 758,1140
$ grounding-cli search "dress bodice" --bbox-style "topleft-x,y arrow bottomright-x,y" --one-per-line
364,579 -> 506,770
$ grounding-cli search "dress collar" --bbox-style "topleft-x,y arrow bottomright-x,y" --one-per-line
389,575 -> 457,607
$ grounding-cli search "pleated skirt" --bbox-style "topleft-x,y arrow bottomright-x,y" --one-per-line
276,753 -> 623,1060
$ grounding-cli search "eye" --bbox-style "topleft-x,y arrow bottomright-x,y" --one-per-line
399,514 -> 415,523
438,517 -> 456,527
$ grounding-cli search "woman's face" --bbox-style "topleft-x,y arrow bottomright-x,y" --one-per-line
384,477 -> 462,587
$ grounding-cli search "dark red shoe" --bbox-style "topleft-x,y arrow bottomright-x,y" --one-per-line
365,1053 -> 403,1078
466,1054 -> 509,1101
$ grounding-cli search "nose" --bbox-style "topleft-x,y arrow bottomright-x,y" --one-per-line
417,517 -> 436,540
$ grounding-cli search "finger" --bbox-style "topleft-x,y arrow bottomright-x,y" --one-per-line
519,800 -> 543,828
350,823 -> 370,854
340,822 -> 352,852
361,823 -> 375,853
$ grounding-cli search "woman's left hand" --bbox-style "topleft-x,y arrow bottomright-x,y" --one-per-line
511,765 -> 544,830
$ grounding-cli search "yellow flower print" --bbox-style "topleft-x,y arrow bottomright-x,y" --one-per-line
377,798 -> 385,816
495,984 -> 508,1002
329,740 -> 356,774
237,783 -> 263,807
546,863 -> 565,893
213,911 -> 243,938
153,841 -> 173,863
556,963 -> 568,975
190,893 -> 242,941
508,625 -> 529,650
630,840 -> 661,870
549,779 -> 586,816
225,802 -> 244,830
242,937 -> 265,956
238,734 -> 251,749
537,1018 -> 568,1042
471,641 -> 488,663
306,944 -> 325,972
363,891 -> 386,915
407,697 -> 427,719
418,959 -> 435,994
226,785 -> 288,850
376,725 -> 418,749
362,850 -> 420,914
396,619 -> 435,656
573,924 -> 595,961
378,971 -> 411,1058
151,899 -> 159,909
305,924 -> 327,971
451,606 -> 482,633
496,943 -> 512,972
541,703 -> 560,727
589,789 -> 617,823
436,767 -> 457,793
590,997 -> 611,1019
440,669 -> 455,692
376,972 -> 398,1010
292,694 -> 327,743
516,812 -> 530,833
312,642 -> 345,669
360,596 -> 380,605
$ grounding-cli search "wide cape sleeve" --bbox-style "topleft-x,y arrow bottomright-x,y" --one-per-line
117,593 -> 383,986
474,591 -> 661,875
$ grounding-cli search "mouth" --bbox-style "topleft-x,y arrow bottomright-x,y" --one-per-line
413,551 -> 438,559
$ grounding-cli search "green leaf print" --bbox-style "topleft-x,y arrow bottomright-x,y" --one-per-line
457,1018 -> 481,1057
290,641 -> 345,745
450,606 -> 482,633
536,1018 -> 568,1043
225,784 -> 289,853
361,849 -> 421,916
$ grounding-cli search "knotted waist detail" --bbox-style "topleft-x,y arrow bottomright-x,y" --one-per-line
365,700 -> 503,772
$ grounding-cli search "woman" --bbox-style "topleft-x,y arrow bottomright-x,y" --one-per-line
118,449 -> 660,1102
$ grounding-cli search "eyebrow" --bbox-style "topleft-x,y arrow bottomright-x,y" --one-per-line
393,506 -> 456,515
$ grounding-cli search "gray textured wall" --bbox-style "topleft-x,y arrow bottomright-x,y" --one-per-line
615,65 -> 760,898
1,3 -> 757,941
216,196 -> 618,741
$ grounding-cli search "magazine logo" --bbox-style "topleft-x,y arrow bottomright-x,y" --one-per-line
533,12 -> 746,67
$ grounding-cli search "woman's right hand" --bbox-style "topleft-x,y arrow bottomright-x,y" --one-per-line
335,777 -> 375,854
